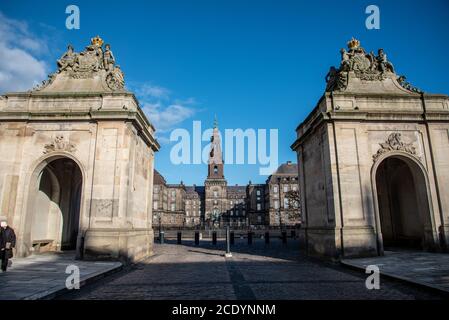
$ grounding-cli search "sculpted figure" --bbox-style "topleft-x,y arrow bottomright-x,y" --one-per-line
113,65 -> 124,86
57,44 -> 77,72
79,42 -> 103,71
339,48 -> 351,71
325,66 -> 347,91
103,44 -> 115,71
368,51 -> 377,71
376,48 -> 395,73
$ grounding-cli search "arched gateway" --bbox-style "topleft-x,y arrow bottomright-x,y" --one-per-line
0,36 -> 160,261
291,38 -> 449,259
373,154 -> 435,251
23,156 -> 83,255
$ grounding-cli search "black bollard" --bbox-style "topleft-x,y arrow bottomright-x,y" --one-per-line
230,231 -> 235,245
177,231 -> 182,244
159,231 -> 165,244
282,231 -> 287,244
248,231 -> 253,245
212,231 -> 217,245
265,231 -> 270,244
195,231 -> 200,245
225,226 -> 232,257
291,230 -> 296,239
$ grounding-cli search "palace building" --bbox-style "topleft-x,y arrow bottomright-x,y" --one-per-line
152,120 -> 301,229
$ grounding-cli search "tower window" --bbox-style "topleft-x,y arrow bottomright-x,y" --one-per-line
214,165 -> 218,174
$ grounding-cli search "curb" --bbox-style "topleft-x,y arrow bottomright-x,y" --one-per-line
23,263 -> 124,300
341,260 -> 449,298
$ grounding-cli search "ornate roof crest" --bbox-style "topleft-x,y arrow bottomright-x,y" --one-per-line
32,36 -> 125,93
325,38 -> 422,93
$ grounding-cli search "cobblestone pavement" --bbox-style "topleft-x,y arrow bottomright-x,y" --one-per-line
60,240 -> 445,300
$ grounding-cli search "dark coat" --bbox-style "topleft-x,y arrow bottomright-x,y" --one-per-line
0,226 -> 16,259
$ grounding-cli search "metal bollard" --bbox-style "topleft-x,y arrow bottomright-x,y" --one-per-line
225,226 -> 232,257
177,231 -> 182,244
248,231 -> 253,245
195,231 -> 200,245
282,231 -> 287,244
291,230 -> 296,239
230,231 -> 235,245
265,231 -> 270,244
159,231 -> 165,244
212,231 -> 217,245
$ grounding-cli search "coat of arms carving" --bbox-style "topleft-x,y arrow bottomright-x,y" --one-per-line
373,133 -> 417,162
43,136 -> 77,154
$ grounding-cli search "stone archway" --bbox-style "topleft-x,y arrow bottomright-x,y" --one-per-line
374,155 -> 434,250
26,157 -> 83,254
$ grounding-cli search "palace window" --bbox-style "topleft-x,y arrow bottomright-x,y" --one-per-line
214,190 -> 218,198
283,185 -> 288,193
171,203 -> 176,211
273,185 -> 278,193
274,200 -> 279,209
284,198 -> 289,209
257,203 -> 261,211
256,189 -> 261,196
153,201 -> 158,210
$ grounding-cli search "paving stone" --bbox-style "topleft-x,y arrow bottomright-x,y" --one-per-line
341,250 -> 449,294
61,241 -> 444,300
0,251 -> 122,300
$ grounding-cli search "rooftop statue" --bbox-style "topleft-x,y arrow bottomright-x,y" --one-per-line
33,36 -> 125,92
325,38 -> 421,93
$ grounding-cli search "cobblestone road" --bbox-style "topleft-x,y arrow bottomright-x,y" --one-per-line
60,240 -> 444,300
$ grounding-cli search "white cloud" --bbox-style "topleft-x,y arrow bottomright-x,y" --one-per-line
135,84 -> 171,99
0,11 -> 49,93
132,82 -> 197,141
142,102 -> 195,132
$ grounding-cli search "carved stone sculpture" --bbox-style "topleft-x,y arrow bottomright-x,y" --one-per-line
103,44 -> 115,71
43,135 -> 76,154
376,48 -> 395,73
325,38 -> 420,93
32,36 -> 126,92
373,132 -> 417,161
106,65 -> 125,90
57,44 -> 77,72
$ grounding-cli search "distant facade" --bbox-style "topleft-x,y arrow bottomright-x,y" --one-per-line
153,121 -> 300,229
0,36 -> 160,262
292,39 -> 449,259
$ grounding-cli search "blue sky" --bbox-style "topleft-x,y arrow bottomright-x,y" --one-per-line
1,0 -> 448,185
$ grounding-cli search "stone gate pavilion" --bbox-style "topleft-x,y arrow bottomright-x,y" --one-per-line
0,36 -> 160,261
292,39 -> 449,259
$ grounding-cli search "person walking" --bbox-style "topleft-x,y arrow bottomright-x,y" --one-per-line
0,220 -> 16,272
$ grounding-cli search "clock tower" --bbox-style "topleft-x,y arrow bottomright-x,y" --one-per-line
204,117 -> 227,226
